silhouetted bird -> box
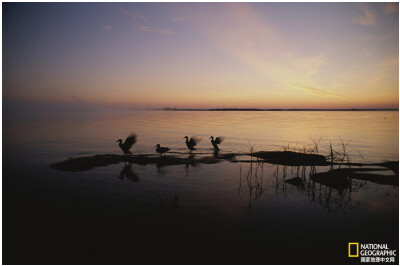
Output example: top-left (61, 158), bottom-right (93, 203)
top-left (210, 136), bottom-right (224, 151)
top-left (116, 133), bottom-right (137, 156)
top-left (155, 144), bottom-right (170, 156)
top-left (183, 136), bottom-right (201, 152)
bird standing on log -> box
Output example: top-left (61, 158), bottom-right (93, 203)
top-left (116, 133), bottom-right (137, 156)
top-left (155, 144), bottom-right (170, 156)
top-left (210, 136), bottom-right (224, 151)
top-left (183, 136), bottom-right (201, 152)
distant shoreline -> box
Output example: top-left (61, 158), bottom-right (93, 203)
top-left (157, 108), bottom-right (399, 111)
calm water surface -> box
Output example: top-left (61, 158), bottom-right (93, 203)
top-left (3, 111), bottom-right (399, 264)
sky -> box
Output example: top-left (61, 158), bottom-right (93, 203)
top-left (3, 2), bottom-right (399, 110)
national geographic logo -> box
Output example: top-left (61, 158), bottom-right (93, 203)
top-left (348, 242), bottom-right (397, 263)
top-left (349, 243), bottom-right (359, 257)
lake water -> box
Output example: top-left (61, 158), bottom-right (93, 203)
top-left (3, 110), bottom-right (399, 264)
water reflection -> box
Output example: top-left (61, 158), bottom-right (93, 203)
top-left (156, 162), bottom-right (167, 175)
top-left (238, 158), bottom-right (269, 215)
top-left (184, 155), bottom-right (197, 178)
top-left (275, 164), bottom-right (366, 214)
top-left (159, 193), bottom-right (180, 210)
top-left (118, 163), bottom-right (139, 182)
top-left (4, 111), bottom-right (398, 264)
top-left (238, 157), bottom-right (396, 215)
top-left (272, 164), bottom-right (317, 197)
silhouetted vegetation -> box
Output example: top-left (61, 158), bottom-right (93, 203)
top-left (238, 155), bottom-right (268, 215)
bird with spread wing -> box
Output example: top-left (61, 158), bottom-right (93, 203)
top-left (183, 136), bottom-right (201, 152)
top-left (116, 133), bottom-right (137, 156)
top-left (210, 136), bottom-right (225, 151)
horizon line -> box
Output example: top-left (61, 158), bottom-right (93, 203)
top-left (156, 107), bottom-right (399, 111)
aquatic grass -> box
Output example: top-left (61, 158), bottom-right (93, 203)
top-left (237, 137), bottom-right (392, 214)
top-left (282, 137), bottom-right (355, 168)
top-left (238, 157), bottom-right (269, 215)
top-left (325, 139), bottom-right (352, 168)
top-left (271, 163), bottom-right (367, 213)
top-left (328, 142), bottom-right (335, 167)
top-left (309, 136), bottom-right (323, 155)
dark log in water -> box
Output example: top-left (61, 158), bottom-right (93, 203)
top-left (284, 177), bottom-right (304, 186)
top-left (334, 167), bottom-right (398, 186)
top-left (51, 153), bottom-right (237, 172)
top-left (349, 172), bottom-right (398, 186)
top-left (311, 171), bottom-right (350, 191)
top-left (378, 161), bottom-right (399, 174)
top-left (251, 151), bottom-right (328, 166)
top-left (311, 168), bottom-right (398, 189)
top-left (51, 154), bottom-right (122, 172)
top-left (50, 151), bottom-right (399, 188)
top-left (51, 151), bottom-right (328, 172)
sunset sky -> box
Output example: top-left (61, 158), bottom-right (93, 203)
top-left (3, 2), bottom-right (399, 110)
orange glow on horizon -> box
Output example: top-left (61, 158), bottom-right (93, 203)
top-left (3, 3), bottom-right (399, 110)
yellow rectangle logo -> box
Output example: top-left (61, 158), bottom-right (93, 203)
top-left (348, 242), bottom-right (359, 257)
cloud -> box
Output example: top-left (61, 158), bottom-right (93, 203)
top-left (135, 25), bottom-right (179, 35)
top-left (294, 86), bottom-right (352, 100)
top-left (100, 24), bottom-right (113, 31)
top-left (173, 3), bottom-right (396, 105)
top-left (384, 2), bottom-right (398, 14)
top-left (369, 55), bottom-right (399, 84)
top-left (91, 15), bottom-right (113, 31)
top-left (375, 56), bottom-right (399, 75)
top-left (353, 5), bottom-right (377, 26)
top-left (118, 8), bottom-right (148, 22)
top-left (291, 54), bottom-right (327, 79)
top-left (117, 8), bottom-right (177, 35)
top-left (180, 3), bottom-right (328, 92)
top-left (185, 4), bottom-right (287, 75)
